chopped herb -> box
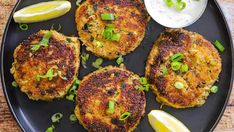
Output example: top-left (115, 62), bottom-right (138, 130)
top-left (164, 0), bottom-right (186, 11)
top-left (170, 53), bottom-right (184, 62)
top-left (66, 38), bottom-right (72, 43)
top-left (164, 0), bottom-right (173, 7)
top-left (180, 64), bottom-right (188, 73)
top-left (174, 82), bottom-right (184, 89)
top-left (134, 77), bottom-right (150, 92)
top-left (45, 124), bottom-right (55, 132)
top-left (171, 61), bottom-right (181, 71)
top-left (116, 55), bottom-right (124, 65)
top-left (69, 114), bottom-right (77, 123)
top-left (160, 66), bottom-right (168, 76)
top-left (102, 25), bottom-right (121, 41)
top-left (94, 40), bottom-right (103, 48)
top-left (119, 112), bottom-right (131, 121)
top-left (19, 23), bottom-right (28, 31)
top-left (211, 85), bottom-right (218, 93)
top-left (134, 85), bottom-right (145, 91)
top-left (214, 40), bottom-right (225, 52)
top-left (31, 31), bottom-right (52, 51)
top-left (107, 101), bottom-right (115, 114)
top-left (92, 58), bottom-right (103, 69)
top-left (66, 78), bottom-right (80, 101)
top-left (12, 81), bottom-right (18, 88)
top-left (81, 52), bottom-right (89, 68)
top-left (51, 113), bottom-right (63, 123)
top-left (36, 65), bottom-right (66, 81)
top-left (50, 24), bottom-right (62, 31)
top-left (101, 13), bottom-right (115, 20)
top-left (76, 0), bottom-right (82, 6)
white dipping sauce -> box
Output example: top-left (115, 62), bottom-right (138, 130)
top-left (144, 0), bottom-right (207, 28)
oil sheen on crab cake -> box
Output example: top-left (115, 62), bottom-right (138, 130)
top-left (145, 29), bottom-right (221, 108)
top-left (11, 30), bottom-right (80, 101)
top-left (75, 66), bottom-right (146, 131)
top-left (75, 0), bottom-right (149, 59)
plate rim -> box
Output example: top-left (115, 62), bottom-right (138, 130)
top-left (0, 0), bottom-right (233, 132)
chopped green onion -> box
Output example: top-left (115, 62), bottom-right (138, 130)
top-left (92, 58), bottom-right (103, 69)
top-left (50, 24), bottom-right (62, 31)
top-left (69, 114), bottom-right (77, 122)
top-left (45, 124), bottom-right (55, 132)
top-left (116, 55), bottom-right (124, 65)
top-left (175, 1), bottom-right (186, 11)
top-left (36, 65), bottom-right (58, 81)
top-left (101, 13), bottom-right (115, 20)
top-left (31, 31), bottom-right (52, 51)
top-left (171, 61), bottom-right (181, 71)
top-left (57, 71), bottom-right (67, 80)
top-left (164, 0), bottom-right (173, 7)
top-left (134, 85), bottom-right (145, 91)
top-left (94, 40), bottom-right (103, 48)
top-left (76, 0), bottom-right (82, 6)
top-left (51, 113), bottom-right (63, 123)
top-left (81, 52), bottom-right (89, 69)
top-left (12, 81), bottom-right (18, 88)
top-left (144, 84), bottom-right (150, 92)
top-left (107, 101), bottom-right (115, 114)
top-left (174, 82), bottom-right (184, 89)
top-left (140, 77), bottom-right (148, 85)
top-left (119, 112), bottom-right (131, 121)
top-left (66, 94), bottom-right (75, 101)
top-left (160, 66), bottom-right (168, 76)
top-left (19, 23), bottom-right (28, 31)
top-left (170, 53), bottom-right (184, 62)
top-left (102, 25), bottom-right (121, 41)
top-left (180, 64), bottom-right (188, 73)
top-left (210, 85), bottom-right (218, 93)
top-left (214, 40), bottom-right (225, 52)
top-left (74, 78), bottom-right (80, 85)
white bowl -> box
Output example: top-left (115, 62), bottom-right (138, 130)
top-left (144, 0), bottom-right (208, 28)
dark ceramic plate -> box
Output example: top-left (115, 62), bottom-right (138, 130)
top-left (1, 0), bottom-right (233, 132)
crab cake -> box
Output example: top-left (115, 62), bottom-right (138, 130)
top-left (75, 66), bottom-right (146, 131)
top-left (11, 30), bottom-right (80, 101)
top-left (75, 0), bottom-right (149, 59)
top-left (145, 29), bottom-right (222, 108)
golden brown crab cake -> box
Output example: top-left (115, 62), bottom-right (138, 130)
top-left (75, 0), bottom-right (149, 59)
top-left (145, 29), bottom-right (222, 108)
top-left (11, 30), bottom-right (80, 101)
top-left (75, 66), bottom-right (146, 131)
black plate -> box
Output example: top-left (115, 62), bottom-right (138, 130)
top-left (1, 0), bottom-right (233, 132)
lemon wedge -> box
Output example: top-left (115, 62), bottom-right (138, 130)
top-left (148, 110), bottom-right (190, 132)
top-left (13, 1), bottom-right (71, 23)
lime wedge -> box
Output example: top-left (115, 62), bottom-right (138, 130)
top-left (13, 1), bottom-right (71, 23)
top-left (148, 110), bottom-right (190, 132)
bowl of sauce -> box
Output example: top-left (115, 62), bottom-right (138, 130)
top-left (144, 0), bottom-right (208, 28)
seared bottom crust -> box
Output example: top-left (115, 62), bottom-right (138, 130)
top-left (145, 29), bottom-right (222, 108)
top-left (11, 30), bottom-right (80, 101)
top-left (75, 66), bottom-right (146, 131)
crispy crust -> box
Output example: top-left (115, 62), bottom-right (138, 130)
top-left (75, 0), bottom-right (149, 59)
top-left (11, 30), bottom-right (80, 101)
top-left (145, 29), bottom-right (222, 108)
top-left (75, 66), bottom-right (146, 131)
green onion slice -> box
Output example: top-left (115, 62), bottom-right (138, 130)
top-left (12, 81), bottom-right (18, 88)
top-left (81, 52), bottom-right (89, 69)
top-left (92, 58), bottom-right (103, 69)
top-left (170, 53), bottom-right (184, 62)
top-left (214, 40), bottom-right (225, 52)
top-left (180, 64), bottom-right (189, 73)
top-left (116, 55), bottom-right (124, 65)
top-left (107, 101), bottom-right (115, 114)
top-left (31, 31), bottom-right (52, 51)
top-left (102, 25), bottom-right (121, 41)
top-left (51, 113), bottom-right (63, 123)
top-left (171, 61), bottom-right (181, 71)
top-left (19, 23), bottom-right (28, 31)
top-left (160, 66), bottom-right (168, 76)
top-left (210, 85), bottom-right (218, 93)
top-left (45, 125), bottom-right (55, 132)
top-left (134, 85), bottom-right (145, 91)
top-left (101, 13), bottom-right (115, 20)
top-left (119, 112), bottom-right (131, 121)
top-left (69, 114), bottom-right (77, 122)
top-left (174, 82), bottom-right (184, 89)
top-left (140, 77), bottom-right (148, 85)
top-left (164, 0), bottom-right (173, 7)
top-left (175, 1), bottom-right (186, 11)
